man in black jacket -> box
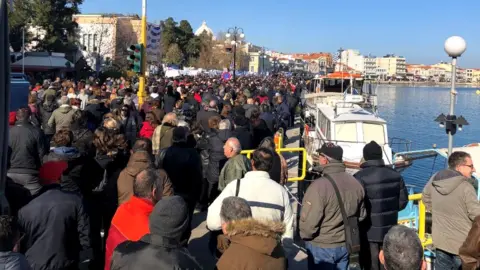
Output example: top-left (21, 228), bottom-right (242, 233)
top-left (8, 108), bottom-right (47, 195)
top-left (196, 100), bottom-right (220, 132)
top-left (111, 196), bottom-right (201, 270)
top-left (354, 141), bottom-right (409, 270)
top-left (18, 184), bottom-right (90, 270)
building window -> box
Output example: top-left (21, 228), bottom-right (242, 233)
top-left (93, 34), bottom-right (97, 51)
top-left (250, 66), bottom-right (254, 72)
top-left (82, 34), bottom-right (87, 48)
top-left (88, 34), bottom-right (92, 51)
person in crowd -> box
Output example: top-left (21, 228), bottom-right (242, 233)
top-left (173, 99), bottom-right (185, 120)
top-left (150, 98), bottom-right (165, 124)
top-left (220, 104), bottom-right (234, 130)
top-left (460, 216), bottom-right (480, 270)
top-left (232, 107), bottom-right (253, 150)
top-left (243, 97), bottom-right (258, 119)
top-left (422, 151), bottom-right (480, 269)
top-left (207, 148), bottom-right (294, 255)
top-left (139, 112), bottom-right (158, 139)
top-left (257, 137), bottom-right (288, 185)
top-left (85, 127), bottom-right (129, 269)
top-left (27, 95), bottom-right (40, 127)
top-left (8, 108), bottom-right (46, 195)
top-left (110, 89), bottom-right (125, 110)
top-left (120, 104), bottom-right (142, 147)
top-left (110, 196), bottom-right (202, 270)
top-left (78, 88), bottom-right (89, 110)
top-left (41, 129), bottom-right (80, 184)
top-left (70, 110), bottom-right (95, 157)
top-left (38, 94), bottom-right (58, 146)
top-left (299, 143), bottom-right (366, 270)
top-left (250, 108), bottom-right (273, 148)
top-left (354, 141), bottom-right (409, 270)
top-left (198, 116), bottom-right (231, 205)
top-left (48, 96), bottom-right (76, 132)
top-left (260, 103), bottom-right (277, 134)
top-left (105, 168), bottom-right (172, 270)
top-left (216, 196), bottom-right (286, 270)
top-left (285, 91), bottom-right (299, 127)
top-left (0, 215), bottom-right (32, 270)
top-left (197, 99), bottom-right (220, 132)
top-left (117, 138), bottom-right (173, 205)
top-left (18, 181), bottom-right (90, 270)
top-left (152, 112), bottom-right (177, 154)
top-left (379, 225), bottom-right (426, 270)
top-left (218, 137), bottom-right (251, 191)
top-left (163, 85), bottom-right (180, 113)
top-left (85, 98), bottom-right (110, 131)
top-left (70, 98), bottom-right (81, 110)
top-left (158, 126), bottom-right (202, 237)
top-left (67, 87), bottom-right (77, 99)
top-left (274, 95), bottom-right (290, 140)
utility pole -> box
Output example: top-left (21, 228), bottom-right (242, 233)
top-left (22, 27), bottom-right (25, 74)
top-left (137, 0), bottom-right (147, 108)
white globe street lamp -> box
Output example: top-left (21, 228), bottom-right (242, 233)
top-left (441, 36), bottom-right (468, 158)
top-left (225, 33), bottom-right (231, 38)
top-left (444, 36), bottom-right (467, 58)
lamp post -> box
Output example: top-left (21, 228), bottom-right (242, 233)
top-left (226, 27), bottom-right (244, 81)
top-left (434, 36), bottom-right (468, 158)
top-left (259, 47), bottom-right (266, 76)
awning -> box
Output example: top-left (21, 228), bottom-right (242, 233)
top-left (11, 55), bottom-right (74, 70)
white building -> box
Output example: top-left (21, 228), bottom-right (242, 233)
top-left (364, 56), bottom-right (377, 78)
top-left (195, 21), bottom-right (215, 40)
top-left (339, 49), bottom-right (364, 74)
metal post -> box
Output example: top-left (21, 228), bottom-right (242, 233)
top-left (138, 0), bottom-right (147, 108)
top-left (447, 57), bottom-right (457, 157)
top-left (22, 27), bottom-right (25, 74)
top-left (233, 36), bottom-right (236, 82)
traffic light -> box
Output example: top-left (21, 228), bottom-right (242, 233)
top-left (127, 44), bottom-right (143, 73)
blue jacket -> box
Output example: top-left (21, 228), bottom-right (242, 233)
top-left (0, 251), bottom-right (32, 270)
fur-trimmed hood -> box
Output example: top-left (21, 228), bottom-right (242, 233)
top-left (226, 218), bottom-right (285, 256)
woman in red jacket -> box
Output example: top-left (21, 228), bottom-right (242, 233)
top-left (139, 112), bottom-right (158, 139)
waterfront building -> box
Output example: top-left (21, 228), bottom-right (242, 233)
top-left (364, 56), bottom-right (377, 78)
top-left (377, 54), bottom-right (407, 78)
top-left (338, 49), bottom-right (365, 74)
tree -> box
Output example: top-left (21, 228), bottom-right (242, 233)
top-left (161, 17), bottom-right (177, 59)
top-left (164, 44), bottom-right (184, 66)
top-left (29, 0), bottom-right (83, 52)
top-left (7, 0), bottom-right (32, 52)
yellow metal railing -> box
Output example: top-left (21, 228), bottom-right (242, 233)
top-left (406, 193), bottom-right (432, 247)
top-left (240, 147), bottom-right (307, 182)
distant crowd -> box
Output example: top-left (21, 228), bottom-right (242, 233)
top-left (1, 74), bottom-right (480, 270)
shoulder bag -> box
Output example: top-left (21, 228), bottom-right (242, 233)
top-left (324, 174), bottom-right (361, 255)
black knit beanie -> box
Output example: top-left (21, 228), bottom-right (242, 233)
top-left (149, 196), bottom-right (189, 240)
top-left (363, 141), bottom-right (383, 161)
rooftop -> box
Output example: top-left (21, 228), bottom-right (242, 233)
top-left (317, 103), bottom-right (386, 123)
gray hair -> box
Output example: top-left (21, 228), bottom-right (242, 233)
top-left (383, 225), bottom-right (423, 270)
top-left (226, 137), bottom-right (241, 154)
top-left (220, 196), bottom-right (252, 223)
top-left (59, 96), bottom-right (69, 105)
top-left (219, 119), bottom-right (231, 130)
top-left (162, 112), bottom-right (178, 126)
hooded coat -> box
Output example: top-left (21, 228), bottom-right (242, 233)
top-left (39, 101), bottom-right (58, 135)
top-left (422, 169), bottom-right (480, 255)
top-left (116, 151), bottom-right (173, 205)
top-left (460, 216), bottom-right (480, 270)
top-left (216, 218), bottom-right (287, 270)
top-left (48, 105), bottom-right (76, 132)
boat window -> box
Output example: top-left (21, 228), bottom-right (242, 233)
top-left (335, 123), bottom-right (357, 142)
top-left (363, 123), bottom-right (385, 145)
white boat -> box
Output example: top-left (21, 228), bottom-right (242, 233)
top-left (302, 73), bottom-right (410, 174)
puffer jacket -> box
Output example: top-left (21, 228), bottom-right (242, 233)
top-left (422, 169), bottom-right (480, 255)
top-left (216, 218), bottom-right (286, 270)
top-left (203, 129), bottom-right (232, 184)
top-left (0, 251), bottom-right (32, 270)
top-left (460, 216), bottom-right (480, 270)
top-left (39, 101), bottom-right (57, 135)
top-left (48, 105), bottom-right (76, 132)
top-left (354, 159), bottom-right (409, 242)
top-left (111, 234), bottom-right (202, 270)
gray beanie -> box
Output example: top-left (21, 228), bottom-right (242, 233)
top-left (149, 196), bottom-right (189, 240)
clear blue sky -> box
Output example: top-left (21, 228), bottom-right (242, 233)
top-left (81, 0), bottom-right (480, 67)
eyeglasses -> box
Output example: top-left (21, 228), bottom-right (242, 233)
top-left (463, 164), bottom-right (475, 169)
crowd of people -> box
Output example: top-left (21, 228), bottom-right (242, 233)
top-left (1, 73), bottom-right (480, 270)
